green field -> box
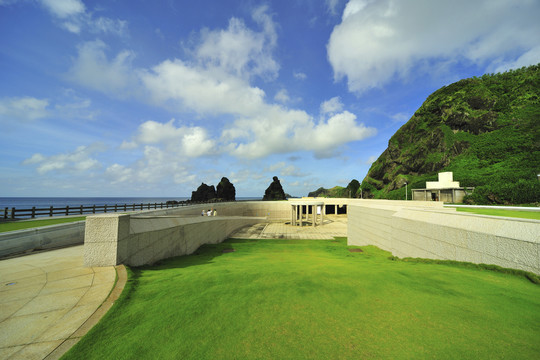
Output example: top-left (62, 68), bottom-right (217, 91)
top-left (456, 207), bottom-right (540, 220)
top-left (0, 217), bottom-right (86, 233)
top-left (63, 238), bottom-right (540, 360)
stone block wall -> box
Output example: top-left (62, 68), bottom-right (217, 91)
top-left (348, 203), bottom-right (540, 275)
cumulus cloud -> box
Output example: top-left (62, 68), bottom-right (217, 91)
top-left (320, 96), bottom-right (344, 115)
top-left (121, 119), bottom-right (215, 158)
top-left (140, 59), bottom-right (266, 115)
top-left (67, 7), bottom-right (375, 163)
top-left (225, 108), bottom-right (376, 159)
top-left (0, 96), bottom-right (49, 123)
top-left (22, 142), bottom-right (105, 174)
top-left (328, 0), bottom-right (540, 93)
top-left (193, 5), bottom-right (278, 80)
top-left (106, 146), bottom-right (196, 186)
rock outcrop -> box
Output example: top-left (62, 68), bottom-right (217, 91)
top-left (216, 177), bottom-right (236, 201)
top-left (191, 183), bottom-right (216, 202)
top-left (263, 176), bottom-right (286, 201)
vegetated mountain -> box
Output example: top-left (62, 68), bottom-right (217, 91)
top-left (308, 180), bottom-right (361, 198)
top-left (361, 64), bottom-right (540, 204)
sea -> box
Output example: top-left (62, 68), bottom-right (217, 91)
top-left (0, 197), bottom-right (261, 210)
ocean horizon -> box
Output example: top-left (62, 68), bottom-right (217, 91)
top-left (0, 197), bottom-right (262, 209)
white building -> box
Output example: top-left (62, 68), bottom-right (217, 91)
top-left (412, 172), bottom-right (474, 203)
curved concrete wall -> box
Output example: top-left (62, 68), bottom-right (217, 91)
top-left (348, 203), bottom-right (540, 275)
top-left (0, 221), bottom-right (85, 258)
top-left (83, 214), bottom-right (265, 267)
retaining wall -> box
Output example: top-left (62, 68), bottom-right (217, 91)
top-left (348, 203), bottom-right (540, 275)
top-left (84, 213), bottom-right (266, 267)
top-left (0, 221), bottom-right (85, 258)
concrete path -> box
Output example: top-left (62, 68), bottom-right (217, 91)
top-left (0, 216), bottom-right (347, 359)
top-left (0, 246), bottom-right (119, 360)
top-left (231, 215), bottom-right (348, 239)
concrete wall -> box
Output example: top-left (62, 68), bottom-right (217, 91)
top-left (348, 202), bottom-right (540, 275)
top-left (140, 201), bottom-right (291, 220)
top-left (84, 214), bottom-right (265, 267)
top-left (0, 221), bottom-right (85, 258)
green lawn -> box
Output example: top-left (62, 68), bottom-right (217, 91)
top-left (456, 207), bottom-right (540, 220)
top-left (63, 239), bottom-right (540, 360)
top-left (0, 217), bottom-right (86, 233)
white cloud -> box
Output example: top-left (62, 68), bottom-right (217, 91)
top-left (0, 96), bottom-right (49, 123)
top-left (293, 71), bottom-right (307, 80)
top-left (67, 7), bottom-right (376, 163)
top-left (122, 119), bottom-right (215, 158)
top-left (91, 17), bottom-right (128, 36)
top-left (390, 112), bottom-right (410, 123)
top-left (194, 5), bottom-right (278, 80)
top-left (22, 142), bottom-right (105, 174)
top-left (104, 163), bottom-right (133, 184)
top-left (37, 0), bottom-right (127, 35)
top-left (328, 0), bottom-right (540, 93)
top-left (490, 46), bottom-right (540, 73)
top-left (320, 96), bottom-right (344, 115)
top-left (40, 0), bottom-right (85, 18)
top-left (226, 108), bottom-right (376, 159)
top-left (67, 40), bottom-right (138, 97)
top-left (326, 0), bottom-right (342, 15)
top-left (274, 89), bottom-right (290, 103)
top-left (365, 155), bottom-right (378, 164)
top-left (266, 162), bottom-right (307, 177)
top-left (106, 146), bottom-right (196, 186)
top-left (140, 59), bottom-right (266, 115)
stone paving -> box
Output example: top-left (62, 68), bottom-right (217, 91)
top-left (230, 215), bottom-right (348, 239)
top-left (0, 246), bottom-right (117, 360)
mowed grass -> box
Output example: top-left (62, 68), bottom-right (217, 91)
top-left (456, 207), bottom-right (540, 220)
top-left (0, 217), bottom-right (86, 233)
top-left (63, 238), bottom-right (540, 360)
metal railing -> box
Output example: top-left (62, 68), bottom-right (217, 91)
top-left (2, 199), bottom-right (228, 220)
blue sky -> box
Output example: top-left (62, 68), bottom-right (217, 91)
top-left (1, 0), bottom-right (539, 198)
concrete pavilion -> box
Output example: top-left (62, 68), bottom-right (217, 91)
top-left (289, 200), bottom-right (325, 227)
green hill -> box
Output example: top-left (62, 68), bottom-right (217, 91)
top-left (361, 64), bottom-right (540, 204)
top-left (306, 65), bottom-right (540, 204)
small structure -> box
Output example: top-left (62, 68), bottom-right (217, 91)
top-left (412, 172), bottom-right (474, 203)
top-left (289, 200), bottom-right (324, 227)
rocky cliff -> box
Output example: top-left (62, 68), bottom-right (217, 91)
top-left (362, 64), bottom-right (540, 204)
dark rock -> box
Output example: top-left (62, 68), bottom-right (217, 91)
top-left (191, 183), bottom-right (216, 202)
top-left (263, 176), bottom-right (286, 201)
top-left (217, 177), bottom-right (236, 201)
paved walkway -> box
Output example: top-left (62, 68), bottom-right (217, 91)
top-left (0, 216), bottom-right (347, 359)
top-left (0, 246), bottom-right (119, 360)
top-left (231, 215), bottom-right (348, 239)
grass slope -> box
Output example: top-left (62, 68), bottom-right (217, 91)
top-left (63, 239), bottom-right (540, 360)
top-left (0, 217), bottom-right (86, 233)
